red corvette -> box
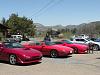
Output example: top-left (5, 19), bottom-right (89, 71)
top-left (0, 42), bottom-right (42, 65)
top-left (54, 40), bottom-right (89, 54)
top-left (22, 41), bottom-right (73, 58)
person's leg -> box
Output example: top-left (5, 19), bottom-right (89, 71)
top-left (92, 49), bottom-right (93, 54)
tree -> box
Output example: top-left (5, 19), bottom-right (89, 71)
top-left (71, 28), bottom-right (77, 34)
top-left (1, 17), bottom-right (6, 25)
top-left (6, 13), bottom-right (36, 36)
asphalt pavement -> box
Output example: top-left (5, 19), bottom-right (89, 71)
top-left (0, 51), bottom-right (100, 75)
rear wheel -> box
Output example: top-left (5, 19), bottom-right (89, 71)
top-left (93, 45), bottom-right (99, 50)
top-left (50, 50), bottom-right (58, 58)
top-left (9, 54), bottom-right (17, 65)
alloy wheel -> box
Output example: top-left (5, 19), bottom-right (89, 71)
top-left (9, 55), bottom-right (17, 65)
top-left (50, 50), bottom-right (58, 58)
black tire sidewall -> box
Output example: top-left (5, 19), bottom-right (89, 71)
top-left (93, 45), bottom-right (99, 50)
top-left (50, 50), bottom-right (58, 58)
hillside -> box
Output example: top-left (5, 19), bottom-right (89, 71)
top-left (34, 21), bottom-right (100, 35)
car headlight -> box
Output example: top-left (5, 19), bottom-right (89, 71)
top-left (70, 50), bottom-right (73, 53)
top-left (23, 55), bottom-right (31, 59)
top-left (62, 49), bottom-right (66, 52)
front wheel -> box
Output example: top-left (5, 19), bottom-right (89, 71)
top-left (73, 47), bottom-right (78, 54)
top-left (9, 54), bottom-right (17, 65)
top-left (50, 50), bottom-right (58, 58)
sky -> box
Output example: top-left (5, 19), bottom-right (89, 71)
top-left (0, 0), bottom-right (100, 26)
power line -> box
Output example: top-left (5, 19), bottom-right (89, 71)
top-left (30, 0), bottom-right (54, 18)
top-left (31, 0), bottom-right (64, 18)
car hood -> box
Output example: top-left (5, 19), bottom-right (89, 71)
top-left (50, 45), bottom-right (73, 51)
top-left (10, 48), bottom-right (42, 57)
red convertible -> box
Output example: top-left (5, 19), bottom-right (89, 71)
top-left (54, 40), bottom-right (89, 54)
top-left (22, 41), bottom-right (73, 58)
top-left (0, 42), bottom-right (42, 65)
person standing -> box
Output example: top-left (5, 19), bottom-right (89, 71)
top-left (44, 33), bottom-right (51, 42)
top-left (88, 43), bottom-right (94, 54)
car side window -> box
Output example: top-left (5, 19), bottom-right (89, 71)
top-left (80, 39), bottom-right (85, 42)
top-left (45, 41), bottom-right (51, 45)
top-left (55, 42), bottom-right (63, 44)
top-left (75, 39), bottom-right (80, 41)
top-left (35, 42), bottom-right (41, 45)
top-left (75, 39), bottom-right (86, 42)
top-left (29, 42), bottom-right (41, 46)
top-left (4, 43), bottom-right (12, 48)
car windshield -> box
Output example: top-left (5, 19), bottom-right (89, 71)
top-left (45, 41), bottom-right (56, 45)
top-left (54, 41), bottom-right (63, 44)
top-left (29, 38), bottom-right (39, 42)
top-left (63, 40), bottom-right (73, 44)
top-left (95, 38), bottom-right (100, 42)
top-left (4, 42), bottom-right (24, 48)
top-left (86, 38), bottom-right (91, 41)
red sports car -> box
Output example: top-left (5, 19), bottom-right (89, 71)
top-left (54, 40), bottom-right (89, 54)
top-left (22, 41), bottom-right (73, 58)
top-left (0, 42), bottom-right (42, 65)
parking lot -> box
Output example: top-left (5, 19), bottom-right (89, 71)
top-left (0, 51), bottom-right (100, 75)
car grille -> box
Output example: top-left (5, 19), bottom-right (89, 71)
top-left (25, 56), bottom-right (42, 61)
top-left (32, 56), bottom-right (42, 60)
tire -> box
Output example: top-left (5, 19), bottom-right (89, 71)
top-left (9, 54), bottom-right (17, 65)
top-left (93, 45), bottom-right (99, 50)
top-left (50, 50), bottom-right (58, 58)
top-left (73, 47), bottom-right (78, 54)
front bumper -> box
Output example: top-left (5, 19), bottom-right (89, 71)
top-left (59, 50), bottom-right (73, 56)
top-left (17, 56), bottom-right (42, 64)
top-left (78, 48), bottom-right (89, 54)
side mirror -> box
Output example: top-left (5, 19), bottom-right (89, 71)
top-left (63, 43), bottom-right (66, 46)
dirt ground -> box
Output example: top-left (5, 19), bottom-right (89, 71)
top-left (0, 51), bottom-right (100, 75)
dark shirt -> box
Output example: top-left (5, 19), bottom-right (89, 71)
top-left (44, 36), bottom-right (51, 42)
